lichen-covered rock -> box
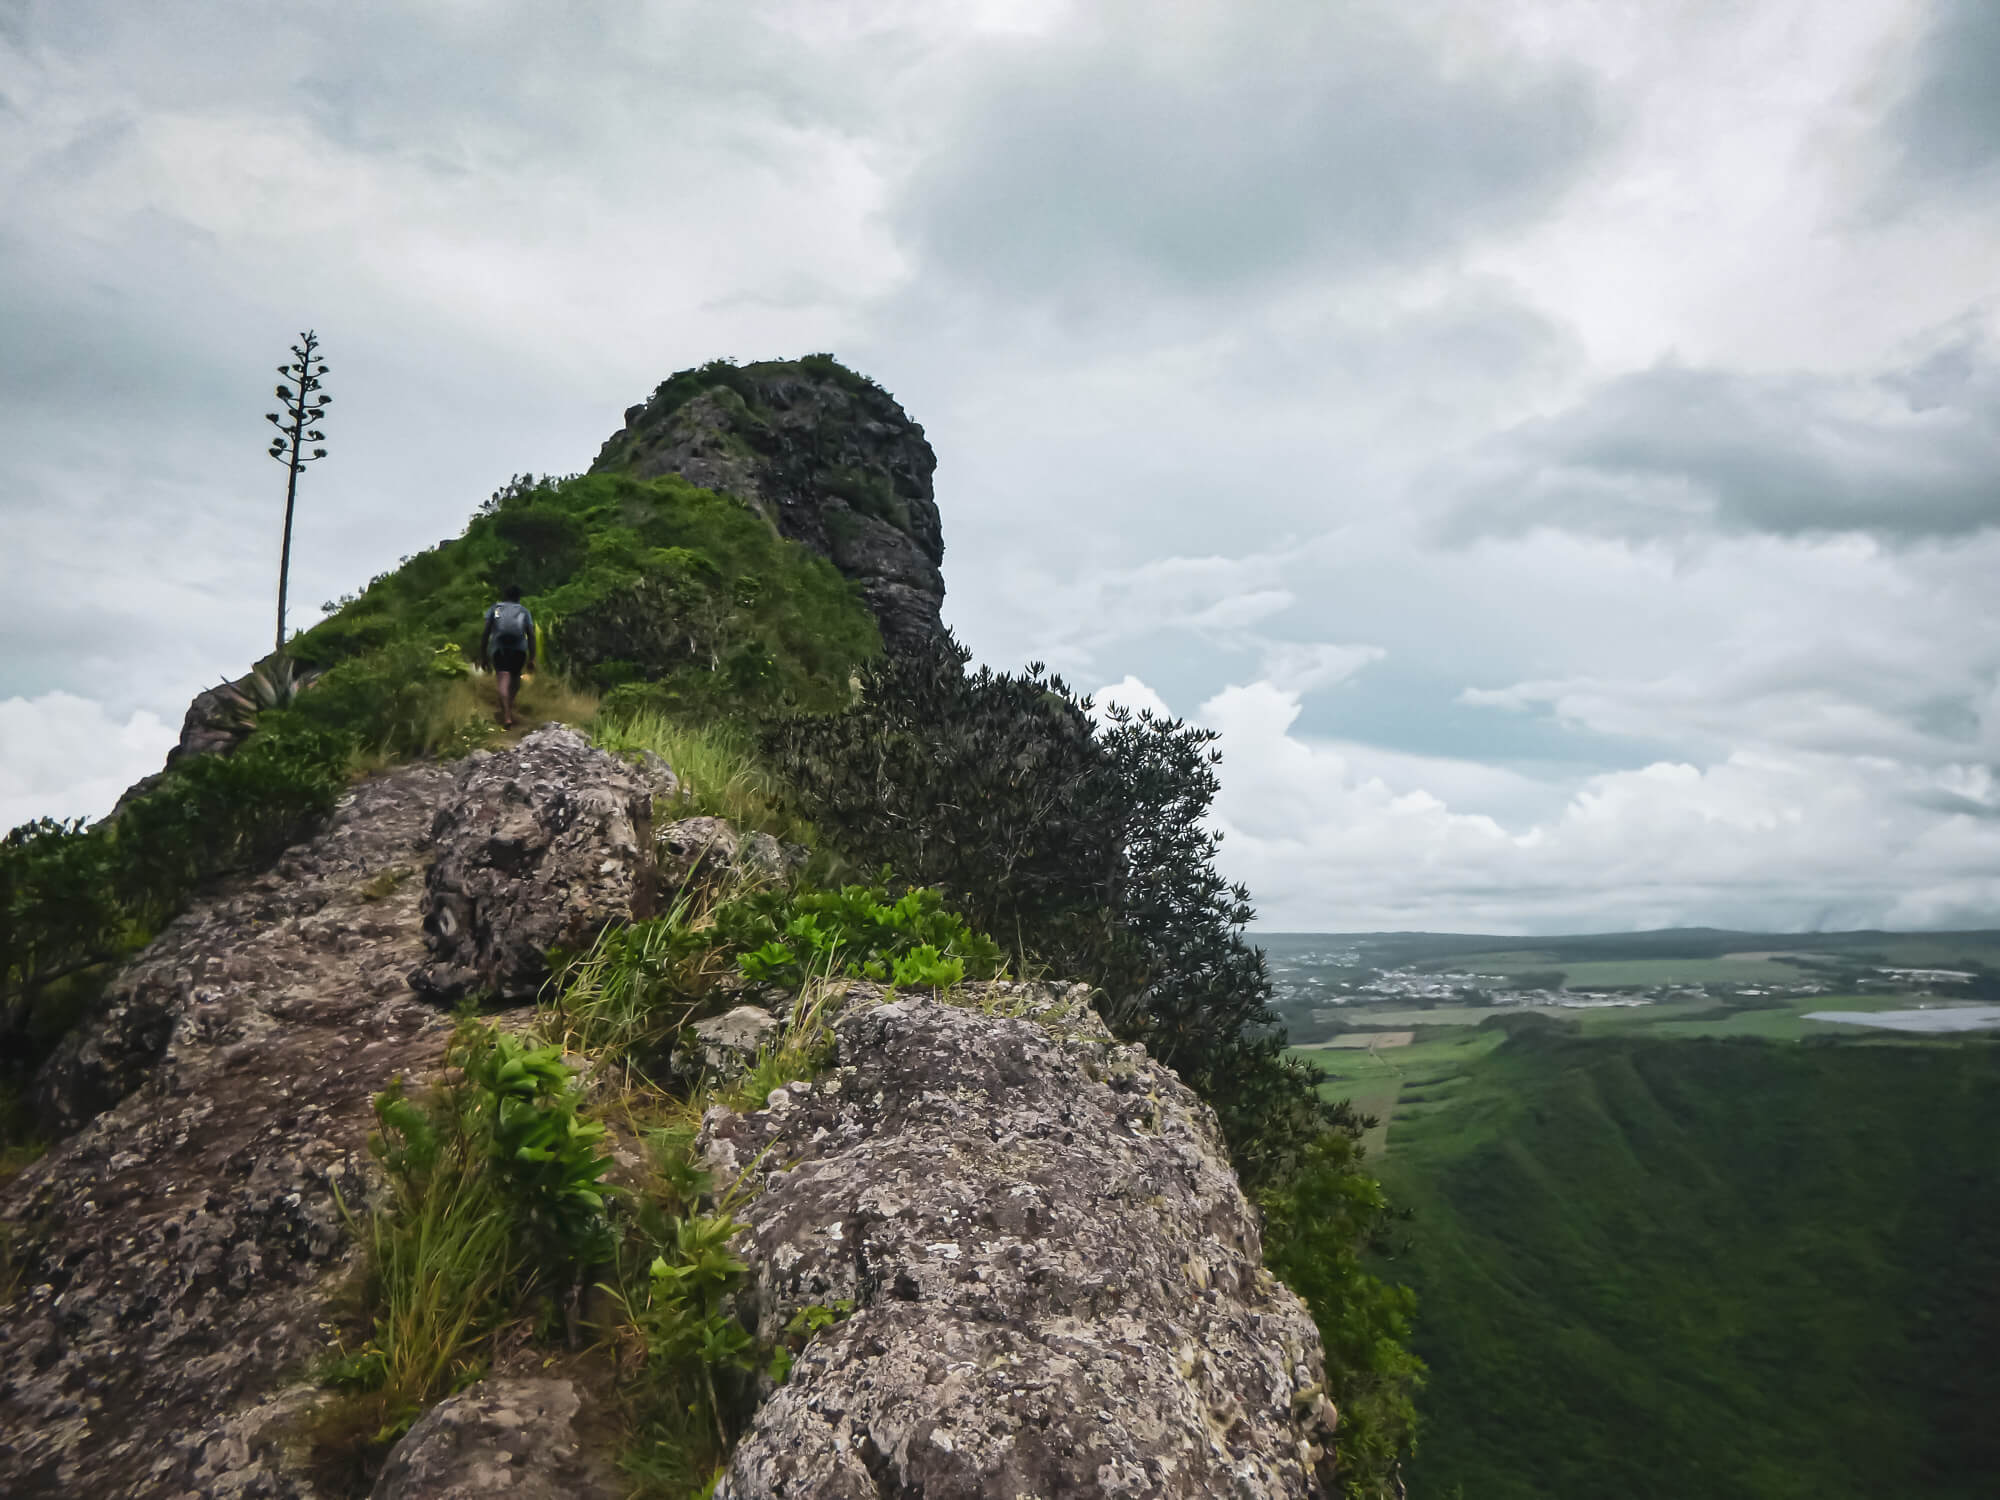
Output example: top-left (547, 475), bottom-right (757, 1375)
top-left (656, 815), bottom-right (803, 894)
top-left (591, 361), bottom-right (946, 651)
top-left (411, 725), bottom-right (657, 1002)
top-left (700, 986), bottom-right (1340, 1499)
top-left (691, 1005), bottom-right (783, 1076)
top-left (370, 1378), bottom-right (618, 1500)
top-left (2, 765), bottom-right (457, 1499)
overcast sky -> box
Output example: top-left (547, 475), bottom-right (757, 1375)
top-left (5, 0), bottom-right (1999, 933)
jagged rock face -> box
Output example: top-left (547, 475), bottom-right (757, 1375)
top-left (369, 1378), bottom-right (618, 1500)
top-left (2, 766), bottom-right (457, 1500)
top-left (591, 362), bottom-right (946, 651)
top-left (700, 986), bottom-right (1340, 1499)
top-left (411, 725), bottom-right (661, 1004)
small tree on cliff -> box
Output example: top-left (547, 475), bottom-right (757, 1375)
top-left (265, 331), bottom-right (331, 655)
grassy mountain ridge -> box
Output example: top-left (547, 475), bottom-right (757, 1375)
top-left (1380, 1032), bottom-right (2000, 1499)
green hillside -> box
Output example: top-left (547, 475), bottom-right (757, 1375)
top-left (1378, 1033), bottom-right (2000, 1499)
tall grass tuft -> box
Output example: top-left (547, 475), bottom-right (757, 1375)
top-left (320, 1076), bottom-right (515, 1456)
top-left (591, 709), bottom-right (807, 842)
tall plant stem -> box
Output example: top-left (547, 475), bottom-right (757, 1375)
top-left (276, 434), bottom-right (301, 656)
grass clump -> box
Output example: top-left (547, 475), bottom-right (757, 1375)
top-left (592, 707), bottom-right (806, 843)
top-left (315, 1022), bottom-right (613, 1472)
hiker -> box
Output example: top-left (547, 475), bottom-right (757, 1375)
top-left (480, 585), bottom-right (535, 728)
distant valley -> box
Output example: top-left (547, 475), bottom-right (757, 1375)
top-left (1261, 928), bottom-right (2000, 1499)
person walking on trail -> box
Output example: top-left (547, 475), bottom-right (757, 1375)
top-left (481, 586), bottom-right (535, 728)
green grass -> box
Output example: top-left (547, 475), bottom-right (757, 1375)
top-left (590, 708), bottom-right (810, 844)
top-left (1373, 1033), bottom-right (2000, 1500)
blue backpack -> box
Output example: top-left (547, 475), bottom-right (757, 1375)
top-left (490, 601), bottom-right (532, 652)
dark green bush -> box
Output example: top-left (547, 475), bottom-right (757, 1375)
top-left (113, 727), bottom-right (348, 928)
top-left (1, 818), bottom-right (129, 1070)
top-left (1259, 1133), bottom-right (1425, 1497)
top-left (762, 635), bottom-right (1341, 1180)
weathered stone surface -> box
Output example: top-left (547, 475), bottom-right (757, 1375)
top-left (700, 986), bottom-right (1339, 1500)
top-left (690, 1005), bottom-right (783, 1076)
top-left (370, 1378), bottom-right (618, 1500)
top-left (657, 816), bottom-right (803, 894)
top-left (412, 726), bottom-right (657, 1003)
top-left (591, 362), bottom-right (946, 651)
top-left (3, 765), bottom-right (458, 1500)
top-left (169, 678), bottom-right (258, 764)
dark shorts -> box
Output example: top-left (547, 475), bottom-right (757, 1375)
top-left (492, 647), bottom-right (527, 676)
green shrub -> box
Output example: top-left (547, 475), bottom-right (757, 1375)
top-left (327, 1073), bottom-right (516, 1446)
top-left (3, 724), bottom-right (349, 1080)
top-left (113, 726), bottom-right (348, 926)
top-left (715, 883), bottom-right (1004, 991)
top-left (1259, 1133), bottom-right (1425, 1497)
top-left (762, 635), bottom-right (1339, 1182)
top-left (321, 1022), bottom-right (615, 1459)
top-left (457, 1029), bottom-right (615, 1272)
top-left (617, 1209), bottom-right (757, 1495)
top-left (1, 818), bottom-right (130, 1068)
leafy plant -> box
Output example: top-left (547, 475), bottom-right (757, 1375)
top-left (458, 1029), bottom-right (615, 1272)
top-left (326, 1074), bottom-right (516, 1444)
top-left (319, 1021), bottom-right (614, 1467)
top-left (617, 1210), bottom-right (757, 1494)
top-left (715, 883), bottom-right (1003, 991)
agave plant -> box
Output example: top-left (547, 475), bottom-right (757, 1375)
top-left (216, 655), bottom-right (320, 730)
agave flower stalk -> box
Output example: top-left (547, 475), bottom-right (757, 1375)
top-left (265, 330), bottom-right (332, 656)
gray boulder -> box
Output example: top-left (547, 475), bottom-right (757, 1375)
top-left (412, 725), bottom-right (658, 1002)
top-left (371, 1378), bottom-right (617, 1500)
top-left (657, 816), bottom-right (803, 894)
top-left (700, 986), bottom-right (1340, 1499)
top-left (690, 1004), bottom-right (783, 1077)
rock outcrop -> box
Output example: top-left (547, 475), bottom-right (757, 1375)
top-left (369, 1378), bottom-right (617, 1500)
top-left (3, 766), bottom-right (456, 1499)
top-left (591, 359), bottom-right (946, 651)
top-left (2, 728), bottom-right (1342, 1500)
top-left (701, 985), bottom-right (1340, 1498)
top-left (410, 725), bottom-right (660, 1004)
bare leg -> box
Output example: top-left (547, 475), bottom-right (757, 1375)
top-left (498, 670), bottom-right (518, 727)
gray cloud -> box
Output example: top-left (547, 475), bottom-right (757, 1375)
top-left (1441, 320), bottom-right (2000, 542)
top-left (893, 0), bottom-right (1600, 307)
top-left (1884, 0), bottom-right (2000, 191)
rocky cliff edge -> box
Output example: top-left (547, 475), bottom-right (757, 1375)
top-left (0, 726), bottom-right (1337, 1499)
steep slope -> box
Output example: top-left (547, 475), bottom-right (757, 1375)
top-left (1380, 1034), bottom-right (2000, 1500)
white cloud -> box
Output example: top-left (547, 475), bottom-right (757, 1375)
top-left (1113, 672), bottom-right (2000, 932)
top-left (0, 693), bottom-right (177, 830)
top-left (7, 0), bottom-right (2000, 934)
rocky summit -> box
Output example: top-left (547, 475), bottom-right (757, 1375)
top-left (590, 357), bottom-right (947, 652)
top-left (0, 725), bottom-right (1339, 1499)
